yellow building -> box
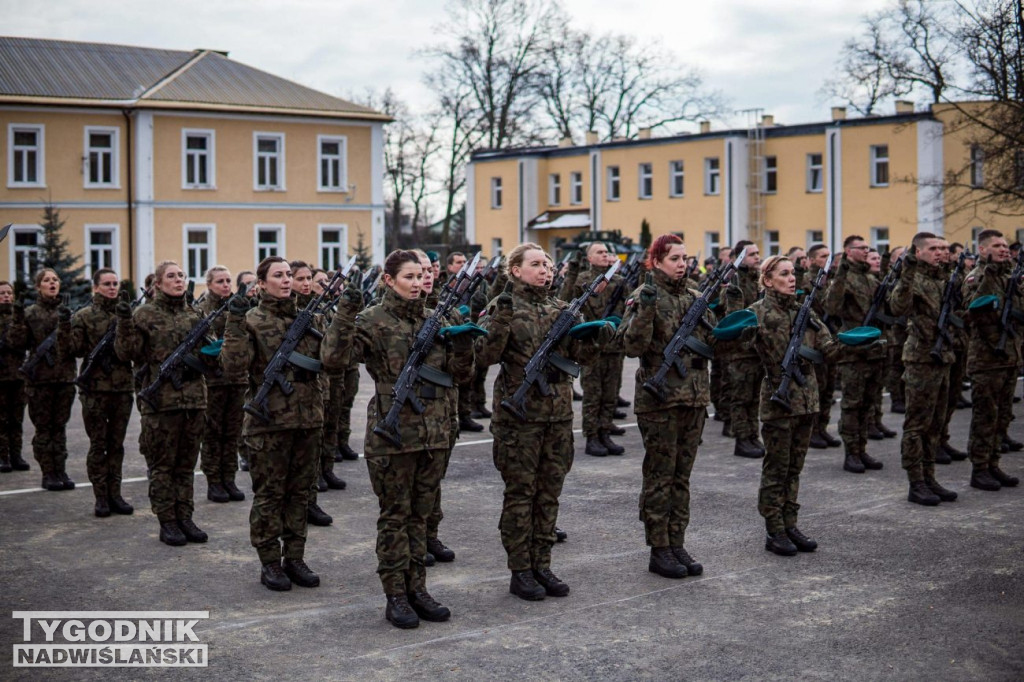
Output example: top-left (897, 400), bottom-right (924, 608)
top-left (467, 103), bottom-right (1023, 257)
top-left (1, 37), bottom-right (389, 288)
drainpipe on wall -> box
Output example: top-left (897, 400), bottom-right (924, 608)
top-left (122, 109), bottom-right (135, 283)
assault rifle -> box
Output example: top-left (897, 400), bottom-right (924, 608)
top-left (19, 294), bottom-right (77, 382)
top-left (550, 251), bottom-right (576, 293)
top-left (863, 253), bottom-right (905, 327)
top-left (450, 252), bottom-right (487, 306)
top-left (642, 248), bottom-right (746, 403)
top-left (930, 251), bottom-right (972, 363)
top-left (995, 248), bottom-right (1024, 356)
top-left (372, 253), bottom-right (480, 446)
top-left (483, 255), bottom-right (502, 284)
top-left (601, 252), bottom-right (643, 318)
top-left (362, 265), bottom-right (382, 307)
top-left (75, 288), bottom-right (148, 389)
top-left (685, 250), bottom-right (702, 280)
top-left (501, 260), bottom-right (621, 421)
top-left (770, 253), bottom-right (833, 412)
top-left (244, 256), bottom-right (356, 422)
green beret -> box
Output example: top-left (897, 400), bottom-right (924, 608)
top-left (439, 323), bottom-right (488, 338)
top-left (569, 320), bottom-right (613, 340)
top-left (426, 250), bottom-right (440, 263)
top-left (837, 326), bottom-right (882, 346)
top-left (968, 294), bottom-right (1000, 311)
top-left (200, 338), bottom-right (224, 356)
top-left (712, 310), bottom-right (758, 340)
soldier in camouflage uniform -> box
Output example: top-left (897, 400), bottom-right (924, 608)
top-left (723, 241), bottom-right (765, 458)
top-left (0, 281), bottom-right (30, 473)
top-left (888, 234), bottom-right (959, 505)
top-left (328, 249), bottom-right (474, 628)
top-left (707, 247), bottom-right (732, 424)
top-left (802, 245), bottom-right (842, 449)
top-left (468, 268), bottom-right (494, 419)
top-left (619, 235), bottom-right (710, 579)
top-left (823, 235), bottom-right (887, 474)
top-left (476, 243), bottom-right (614, 602)
top-left (115, 261), bottom-right (208, 546)
top-left (58, 268), bottom-right (135, 517)
top-left (312, 268), bottom-right (361, 464)
top-left (938, 244), bottom-right (970, 462)
top-left (883, 246), bottom-right (909, 416)
top-left (961, 229), bottom-right (1021, 491)
top-left (20, 268), bottom-right (77, 491)
top-left (197, 266), bottom-right (247, 504)
top-left (865, 248), bottom-right (898, 441)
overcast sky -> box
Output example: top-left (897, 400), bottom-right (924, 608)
top-left (2, 0), bottom-right (897, 131)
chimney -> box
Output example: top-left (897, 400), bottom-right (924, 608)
top-left (585, 130), bottom-right (598, 145)
top-left (637, 127), bottom-right (652, 140)
top-left (895, 100), bottom-right (914, 114)
top-left (761, 114), bottom-right (774, 126)
top-left (558, 136), bottom-right (573, 148)
top-left (699, 120), bottom-right (711, 134)
top-left (831, 106), bottom-right (847, 121)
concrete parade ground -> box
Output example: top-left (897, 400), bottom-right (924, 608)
top-left (1, 358), bottom-right (1022, 681)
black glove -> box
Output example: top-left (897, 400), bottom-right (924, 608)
top-left (58, 304), bottom-right (71, 323)
top-left (227, 291), bottom-right (250, 316)
top-left (340, 270), bottom-right (364, 310)
top-left (115, 289), bottom-right (132, 318)
top-left (639, 272), bottom-right (656, 307)
top-left (495, 281), bottom-right (514, 318)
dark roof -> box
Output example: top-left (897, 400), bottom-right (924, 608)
top-left (0, 36), bottom-right (387, 120)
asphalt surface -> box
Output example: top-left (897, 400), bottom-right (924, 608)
top-left (1, 358), bottom-right (1022, 681)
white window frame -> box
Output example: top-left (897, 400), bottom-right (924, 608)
top-left (606, 166), bottom-right (620, 201)
top-left (8, 225), bottom-right (42, 284)
top-left (807, 153), bottom-right (823, 193)
top-left (669, 160), bottom-right (684, 197)
top-left (253, 132), bottom-right (286, 191)
top-left (490, 177), bottom-right (503, 209)
top-left (705, 231), bottom-right (720, 260)
top-left (182, 224), bottom-right (216, 284)
top-left (638, 163), bottom-right (653, 199)
top-left (765, 230), bottom-right (780, 256)
top-left (870, 144), bottom-right (889, 187)
top-left (570, 171), bottom-right (583, 205)
top-left (871, 226), bottom-right (890, 252)
top-left (318, 224), bottom-right (348, 271)
top-left (7, 123), bottom-right (45, 188)
top-left (491, 237), bottom-right (503, 257)
top-left (254, 224), bottom-right (286, 264)
top-left (548, 173), bottom-right (561, 206)
top-left (763, 156), bottom-right (778, 194)
top-left (806, 229), bottom-right (824, 248)
top-left (318, 135), bottom-right (347, 192)
top-left (971, 226), bottom-right (984, 251)
top-left (704, 157), bottom-right (720, 195)
top-left (84, 224), bottom-right (121, 278)
top-left (970, 145), bottom-right (984, 188)
top-left (182, 129), bottom-right (216, 189)
top-left (83, 126), bottom-right (120, 189)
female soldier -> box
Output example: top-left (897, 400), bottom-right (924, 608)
top-left (314, 268), bottom-right (361, 465)
top-left (475, 243), bottom-right (614, 601)
top-left (618, 235), bottom-right (711, 579)
top-left (22, 268), bottom-right (77, 491)
top-left (115, 261), bottom-right (208, 546)
top-left (325, 249), bottom-right (474, 628)
top-left (222, 256), bottom-right (348, 591)
top-left (0, 281), bottom-right (30, 473)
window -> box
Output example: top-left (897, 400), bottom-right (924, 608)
top-left (705, 231), bottom-right (720, 259)
top-left (318, 135), bottom-right (347, 191)
top-left (8, 124), bottom-right (44, 187)
top-left (870, 144), bottom-right (889, 187)
top-left (183, 130), bottom-right (215, 189)
top-left (570, 171), bottom-right (583, 204)
top-left (763, 156), bottom-right (777, 194)
top-left (255, 225), bottom-right (285, 263)
top-left (319, 225), bottom-right (347, 270)
top-left (637, 163), bottom-right (653, 199)
top-left (807, 153), bottom-right (823, 192)
top-left (254, 133), bottom-right (285, 190)
top-left (549, 173), bottom-right (561, 206)
top-left (490, 177), bottom-right (503, 209)
top-left (970, 145), bottom-right (984, 188)
top-left (11, 226), bottom-right (42, 283)
top-left (704, 157), bottom-right (720, 195)
top-left (765, 230), bottom-right (780, 256)
top-left (491, 237), bottom-right (503, 257)
top-left (606, 166), bottom-right (620, 201)
top-left (669, 160), bottom-right (684, 197)
top-left (183, 225), bottom-right (215, 283)
top-left (807, 230), bottom-right (824, 248)
top-left (971, 226), bottom-right (984, 250)
top-left (85, 225), bottom-right (119, 277)
top-left (871, 227), bottom-right (890, 253)
top-left (84, 127), bottom-right (118, 188)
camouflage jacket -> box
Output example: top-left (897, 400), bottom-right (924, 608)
top-left (619, 267), bottom-right (715, 414)
top-left (221, 294), bottom-right (337, 435)
top-left (571, 264), bottom-right (625, 353)
top-left (888, 257), bottom-right (954, 365)
top-left (823, 258), bottom-right (885, 363)
top-left (59, 293), bottom-right (134, 393)
top-left (476, 278), bottom-right (603, 426)
top-left (747, 289), bottom-right (840, 421)
top-left (721, 266), bottom-right (761, 360)
top-left (0, 303), bottom-right (28, 381)
top-left (115, 290), bottom-right (207, 414)
top-left (22, 295), bottom-right (77, 384)
top-left (325, 287), bottom-right (474, 457)
top-left (198, 291), bottom-right (245, 387)
top-left (962, 259), bottom-right (1023, 372)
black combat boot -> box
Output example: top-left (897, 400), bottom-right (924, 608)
top-left (934, 447), bottom-right (952, 465)
top-left (323, 469), bottom-right (347, 490)
top-left (178, 518), bottom-right (208, 543)
top-left (424, 552), bottom-right (436, 567)
top-left (260, 562), bottom-right (292, 591)
top-left (990, 466), bottom-right (1020, 487)
top-left (307, 502), bottom-right (333, 526)
top-left (10, 452), bottom-right (30, 471)
top-left (613, 409), bottom-right (628, 420)
top-left (600, 432), bottom-right (624, 456)
top-left (843, 451), bottom-right (866, 474)
top-left (316, 475), bottom-right (328, 493)
top-left (940, 442), bottom-right (968, 461)
top-left (223, 479), bottom-right (245, 501)
top-left (785, 527), bottom-right (818, 552)
top-left (283, 558), bottom-right (320, 587)
top-left (509, 570), bottom-right (546, 600)
top-left (207, 483), bottom-right (230, 503)
top-left (821, 429), bottom-right (842, 447)
top-left (533, 568), bottom-right (570, 596)
top-left (385, 594), bottom-right (419, 628)
top-left (891, 399), bottom-right (906, 414)
top-left (58, 471), bottom-right (75, 490)
top-left (554, 527), bottom-right (568, 542)
top-left (42, 473), bottom-right (64, 491)
top-left (408, 591), bottom-right (451, 621)
top-left (859, 451), bottom-right (884, 470)
top-left (712, 411), bottom-right (725, 422)
top-left (471, 405), bottom-right (493, 419)
top-left (585, 436), bottom-right (609, 457)
top-left (648, 547), bottom-right (688, 579)
top-left (1003, 435), bottom-right (1023, 452)
top-left (572, 387), bottom-right (583, 402)
top-left (956, 394), bottom-right (972, 409)
top-left (606, 424), bottom-right (626, 436)
top-left (0, 456), bottom-right (11, 473)
top-left (924, 477), bottom-right (958, 502)
top-left (109, 495), bottom-right (134, 515)
top-left (671, 546), bottom-right (703, 575)
top-left (617, 396), bottom-right (631, 408)
top-left (733, 439), bottom-right (764, 459)
top-left (866, 424), bottom-right (885, 441)
top-left (94, 497), bottom-right (111, 518)
top-left (238, 455), bottom-right (249, 472)
top-left (159, 521), bottom-right (187, 546)
top-left (459, 416), bottom-right (485, 432)
top-left (808, 431), bottom-right (829, 449)
top-left (336, 442), bottom-right (359, 461)
top-left (970, 468), bottom-right (1001, 491)
top-left (765, 531), bottom-right (798, 556)
top-left (908, 481), bottom-right (941, 506)
top-left (426, 537), bottom-right (455, 562)
top-left (876, 421), bottom-right (897, 438)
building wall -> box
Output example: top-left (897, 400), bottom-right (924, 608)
top-left (473, 158), bottom-right (521, 257)
top-left (761, 132), bottom-right (827, 250)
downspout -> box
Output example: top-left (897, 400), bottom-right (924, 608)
top-left (122, 109), bottom-right (134, 283)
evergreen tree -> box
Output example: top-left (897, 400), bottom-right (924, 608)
top-left (32, 205), bottom-right (90, 305)
top-left (640, 218), bottom-right (652, 249)
top-left (353, 229), bottom-right (373, 271)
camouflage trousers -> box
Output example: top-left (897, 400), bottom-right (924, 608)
top-left (582, 353), bottom-right (622, 437)
top-left (899, 363), bottom-right (949, 482)
top-left (366, 449), bottom-right (446, 595)
top-left (141, 409), bottom-right (203, 523)
top-left (637, 405), bottom-right (706, 548)
top-left (814, 360), bottom-right (836, 427)
top-left (336, 366), bottom-right (360, 445)
top-left (200, 384), bottom-right (245, 486)
top-left (968, 369), bottom-right (1016, 470)
top-left (728, 357), bottom-right (762, 440)
top-left (838, 360), bottom-right (885, 456)
top-left (492, 421), bottom-right (574, 571)
top-left (0, 380), bottom-right (25, 467)
top-left (941, 350), bottom-right (966, 447)
top-left (884, 340), bottom-right (906, 406)
top-left (81, 391), bottom-right (133, 499)
top-left (759, 415), bottom-right (814, 534)
top-left (247, 428), bottom-right (319, 565)
top-left (426, 445), bottom-right (454, 539)
top-left (710, 357), bottom-right (727, 417)
top-left (470, 364), bottom-right (489, 409)
top-left (26, 383), bottom-right (75, 475)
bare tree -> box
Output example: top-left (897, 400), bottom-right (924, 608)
top-left (889, 0), bottom-right (958, 102)
top-left (821, 14), bottom-right (912, 115)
